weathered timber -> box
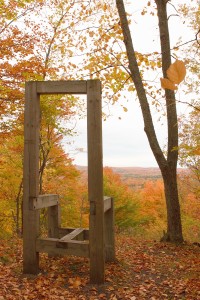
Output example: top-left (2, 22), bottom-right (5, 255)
top-left (30, 194), bottom-right (59, 210)
top-left (87, 80), bottom-right (104, 284)
top-left (58, 228), bottom-right (89, 240)
top-left (36, 238), bottom-right (89, 257)
top-left (60, 228), bottom-right (85, 242)
top-left (104, 197), bottom-right (115, 262)
top-left (36, 80), bottom-right (87, 95)
top-left (48, 204), bottom-right (61, 258)
top-left (23, 82), bottom-right (40, 274)
top-left (23, 80), bottom-right (113, 284)
top-left (104, 196), bottom-right (112, 213)
top-left (48, 204), bottom-right (61, 239)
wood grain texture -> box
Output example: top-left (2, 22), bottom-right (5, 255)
top-left (36, 238), bottom-right (89, 257)
top-left (30, 194), bottom-right (59, 210)
top-left (58, 228), bottom-right (89, 240)
top-left (23, 82), bottom-right (40, 274)
top-left (87, 80), bottom-right (104, 284)
top-left (104, 198), bottom-right (115, 262)
top-left (48, 204), bottom-right (61, 239)
top-left (36, 81), bottom-right (87, 94)
top-left (104, 196), bottom-right (112, 213)
top-left (23, 80), bottom-right (110, 281)
top-left (60, 228), bottom-right (85, 242)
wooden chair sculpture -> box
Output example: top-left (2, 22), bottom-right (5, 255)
top-left (23, 80), bottom-right (115, 284)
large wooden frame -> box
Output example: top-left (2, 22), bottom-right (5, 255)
top-left (23, 80), bottom-right (115, 284)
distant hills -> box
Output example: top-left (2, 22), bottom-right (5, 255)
top-left (110, 167), bottom-right (162, 180)
top-left (76, 165), bottom-right (187, 189)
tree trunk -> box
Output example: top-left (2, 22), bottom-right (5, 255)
top-left (155, 0), bottom-right (183, 243)
top-left (161, 166), bottom-right (183, 242)
top-left (116, 0), bottom-right (183, 242)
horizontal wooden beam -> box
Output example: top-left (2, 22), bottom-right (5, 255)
top-left (36, 81), bottom-right (87, 95)
top-left (104, 196), bottom-right (112, 213)
top-left (58, 227), bottom-right (89, 240)
top-left (30, 194), bottom-right (59, 210)
top-left (36, 238), bottom-right (89, 258)
top-left (60, 228), bottom-right (84, 242)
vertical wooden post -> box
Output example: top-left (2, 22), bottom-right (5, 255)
top-left (104, 198), bottom-right (115, 262)
top-left (87, 80), bottom-right (104, 284)
top-left (48, 203), bottom-right (61, 239)
top-left (48, 204), bottom-right (61, 258)
top-left (23, 82), bottom-right (40, 274)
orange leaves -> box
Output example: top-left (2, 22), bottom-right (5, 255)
top-left (167, 60), bottom-right (186, 84)
top-left (160, 60), bottom-right (186, 91)
top-left (160, 78), bottom-right (177, 91)
top-left (68, 277), bottom-right (82, 288)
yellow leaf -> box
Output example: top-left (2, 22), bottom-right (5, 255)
top-left (166, 60), bottom-right (186, 84)
top-left (123, 106), bottom-right (128, 112)
top-left (160, 78), bottom-right (177, 90)
top-left (128, 85), bottom-right (134, 92)
top-left (193, 146), bottom-right (200, 155)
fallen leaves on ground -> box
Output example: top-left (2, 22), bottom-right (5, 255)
top-left (0, 235), bottom-right (199, 299)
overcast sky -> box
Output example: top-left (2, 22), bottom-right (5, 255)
top-left (64, 0), bottom-right (193, 167)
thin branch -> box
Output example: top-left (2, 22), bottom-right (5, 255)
top-left (173, 38), bottom-right (198, 49)
top-left (168, 1), bottom-right (179, 14)
top-left (167, 14), bottom-right (179, 20)
top-left (176, 100), bottom-right (200, 111)
top-left (105, 49), bottom-right (131, 75)
top-left (196, 29), bottom-right (200, 46)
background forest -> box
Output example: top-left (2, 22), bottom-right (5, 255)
top-left (0, 0), bottom-right (199, 243)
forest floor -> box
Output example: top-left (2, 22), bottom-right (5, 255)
top-left (0, 235), bottom-right (199, 300)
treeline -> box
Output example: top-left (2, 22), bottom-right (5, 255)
top-left (103, 167), bottom-right (199, 242)
top-left (0, 134), bottom-right (199, 242)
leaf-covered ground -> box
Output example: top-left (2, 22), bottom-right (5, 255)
top-left (0, 235), bottom-right (199, 299)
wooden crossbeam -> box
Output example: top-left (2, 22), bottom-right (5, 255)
top-left (30, 194), bottom-right (59, 210)
top-left (60, 228), bottom-right (84, 242)
top-left (104, 196), bottom-right (112, 213)
top-left (58, 228), bottom-right (89, 240)
top-left (36, 81), bottom-right (87, 95)
top-left (36, 238), bottom-right (89, 258)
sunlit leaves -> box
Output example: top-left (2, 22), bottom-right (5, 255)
top-left (103, 167), bottom-right (141, 229)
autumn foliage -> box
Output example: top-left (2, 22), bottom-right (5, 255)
top-left (160, 60), bottom-right (186, 90)
top-left (0, 0), bottom-right (199, 295)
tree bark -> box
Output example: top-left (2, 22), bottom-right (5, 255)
top-left (155, 0), bottom-right (183, 242)
top-left (116, 0), bottom-right (183, 242)
top-left (161, 167), bottom-right (183, 242)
